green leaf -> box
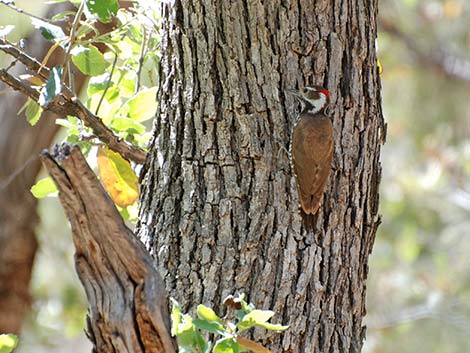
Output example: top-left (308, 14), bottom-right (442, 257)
top-left (255, 322), bottom-right (289, 331)
top-left (237, 310), bottom-right (274, 332)
top-left (86, 0), bottom-right (119, 23)
top-left (87, 73), bottom-right (112, 96)
top-left (193, 318), bottom-right (226, 335)
top-left (71, 45), bottom-right (106, 76)
top-left (25, 99), bottom-right (43, 126)
top-left (176, 315), bottom-right (207, 351)
top-left (197, 304), bottom-right (223, 323)
top-left (170, 298), bottom-right (182, 336)
top-left (202, 341), bottom-right (213, 353)
top-left (213, 338), bottom-right (238, 353)
top-left (31, 177), bottom-right (58, 198)
top-left (31, 18), bottom-right (66, 42)
top-left (39, 66), bottom-right (62, 107)
top-left (50, 10), bottom-right (76, 21)
top-left (0, 334), bottom-right (18, 353)
top-left (111, 116), bottom-right (145, 135)
top-left (126, 86), bottom-right (158, 122)
top-left (118, 71), bottom-right (136, 97)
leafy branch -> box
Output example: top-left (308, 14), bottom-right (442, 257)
top-left (171, 294), bottom-right (288, 353)
top-left (0, 0), bottom-right (161, 215)
top-left (0, 44), bottom-right (146, 164)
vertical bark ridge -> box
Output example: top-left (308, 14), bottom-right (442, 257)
top-left (137, 0), bottom-right (384, 352)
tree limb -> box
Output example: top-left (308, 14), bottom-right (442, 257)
top-left (40, 144), bottom-right (176, 353)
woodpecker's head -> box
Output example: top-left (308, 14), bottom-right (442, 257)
top-left (286, 85), bottom-right (330, 115)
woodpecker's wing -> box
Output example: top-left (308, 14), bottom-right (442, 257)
top-left (292, 114), bottom-right (333, 214)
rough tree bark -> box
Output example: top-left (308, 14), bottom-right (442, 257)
top-left (40, 145), bottom-right (176, 353)
top-left (137, 1), bottom-right (385, 352)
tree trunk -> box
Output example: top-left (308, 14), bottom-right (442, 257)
top-left (137, 0), bottom-right (384, 352)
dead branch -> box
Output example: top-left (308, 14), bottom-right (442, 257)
top-left (40, 144), bottom-right (176, 353)
top-left (380, 18), bottom-right (470, 83)
top-left (0, 38), bottom-right (147, 164)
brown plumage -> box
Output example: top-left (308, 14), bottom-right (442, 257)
top-left (287, 86), bottom-right (334, 220)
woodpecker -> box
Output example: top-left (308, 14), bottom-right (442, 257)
top-left (286, 86), bottom-right (333, 219)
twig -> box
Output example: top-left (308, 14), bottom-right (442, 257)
top-left (134, 26), bottom-right (147, 94)
top-left (0, 68), bottom-right (147, 164)
top-left (62, 0), bottom-right (86, 87)
top-left (95, 51), bottom-right (118, 115)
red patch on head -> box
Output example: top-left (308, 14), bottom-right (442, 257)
top-left (318, 88), bottom-right (330, 98)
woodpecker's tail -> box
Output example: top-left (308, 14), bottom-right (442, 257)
top-left (300, 209), bottom-right (318, 231)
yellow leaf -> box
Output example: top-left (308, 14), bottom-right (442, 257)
top-left (97, 147), bottom-right (138, 207)
top-left (377, 59), bottom-right (383, 74)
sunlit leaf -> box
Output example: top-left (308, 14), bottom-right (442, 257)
top-left (50, 10), bottom-right (76, 21)
top-left (255, 322), bottom-right (289, 331)
top-left (193, 319), bottom-right (226, 335)
top-left (25, 99), bottom-right (43, 126)
top-left (119, 71), bottom-right (136, 97)
top-left (170, 298), bottom-right (182, 336)
top-left (87, 73), bottom-right (112, 96)
top-left (197, 304), bottom-right (223, 323)
top-left (71, 45), bottom-right (106, 76)
top-left (39, 66), bottom-right (62, 106)
top-left (31, 177), bottom-right (58, 198)
top-left (31, 18), bottom-right (66, 42)
top-left (97, 147), bottom-right (138, 207)
top-left (126, 86), bottom-right (158, 122)
top-left (87, 93), bottom-right (120, 124)
top-left (237, 309), bottom-right (288, 331)
top-left (213, 337), bottom-right (238, 353)
top-left (0, 334), bottom-right (18, 353)
top-left (86, 0), bottom-right (119, 23)
top-left (111, 116), bottom-right (145, 135)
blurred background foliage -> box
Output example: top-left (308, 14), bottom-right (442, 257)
top-left (365, 0), bottom-right (470, 352)
top-left (1, 0), bottom-right (469, 352)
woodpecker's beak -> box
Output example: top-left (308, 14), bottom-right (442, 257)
top-left (285, 88), bottom-right (302, 100)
